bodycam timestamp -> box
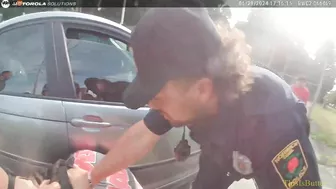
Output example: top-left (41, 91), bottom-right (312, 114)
top-left (297, 0), bottom-right (332, 7)
top-left (238, 0), bottom-right (293, 7)
top-left (237, 0), bottom-right (332, 7)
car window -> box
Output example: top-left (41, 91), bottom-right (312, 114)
top-left (64, 28), bottom-right (136, 103)
top-left (0, 24), bottom-right (46, 95)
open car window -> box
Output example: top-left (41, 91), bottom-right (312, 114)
top-left (60, 28), bottom-right (136, 103)
top-left (67, 38), bottom-right (135, 87)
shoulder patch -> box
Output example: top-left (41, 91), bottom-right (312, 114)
top-left (271, 139), bottom-right (308, 188)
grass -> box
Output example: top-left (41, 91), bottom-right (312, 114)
top-left (318, 155), bottom-right (336, 166)
top-left (310, 104), bottom-right (336, 148)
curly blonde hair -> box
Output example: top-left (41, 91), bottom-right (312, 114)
top-left (208, 21), bottom-right (254, 102)
top-left (175, 21), bottom-right (253, 103)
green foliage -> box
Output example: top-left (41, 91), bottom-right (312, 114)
top-left (324, 91), bottom-right (336, 105)
top-left (311, 105), bottom-right (336, 148)
top-left (236, 9), bottom-right (336, 100)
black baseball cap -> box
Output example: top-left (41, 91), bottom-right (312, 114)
top-left (123, 8), bottom-right (222, 109)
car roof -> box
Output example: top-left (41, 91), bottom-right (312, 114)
top-left (0, 11), bottom-right (131, 33)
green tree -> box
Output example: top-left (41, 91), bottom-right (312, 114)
top-left (313, 41), bottom-right (336, 102)
top-left (235, 9), bottom-right (294, 73)
top-left (324, 91), bottom-right (336, 107)
top-left (234, 8), bottom-right (336, 101)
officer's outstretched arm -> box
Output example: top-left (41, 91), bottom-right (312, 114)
top-left (90, 120), bottom-right (160, 185)
top-left (192, 153), bottom-right (234, 189)
top-left (255, 135), bottom-right (321, 189)
top-left (91, 110), bottom-right (171, 186)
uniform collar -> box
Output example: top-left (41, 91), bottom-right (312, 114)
top-left (241, 66), bottom-right (297, 116)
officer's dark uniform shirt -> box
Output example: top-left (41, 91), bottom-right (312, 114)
top-left (144, 66), bottom-right (321, 189)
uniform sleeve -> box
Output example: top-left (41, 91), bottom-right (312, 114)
top-left (254, 134), bottom-right (321, 189)
top-left (143, 110), bottom-right (172, 135)
top-left (192, 152), bottom-right (234, 189)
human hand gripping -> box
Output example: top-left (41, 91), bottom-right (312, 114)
top-left (66, 167), bottom-right (92, 189)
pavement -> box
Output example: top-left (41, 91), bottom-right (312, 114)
top-left (227, 123), bottom-right (336, 189)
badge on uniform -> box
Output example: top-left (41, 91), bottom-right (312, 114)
top-left (232, 151), bottom-right (253, 175)
top-left (271, 139), bottom-right (308, 188)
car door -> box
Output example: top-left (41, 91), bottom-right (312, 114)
top-left (56, 20), bottom-right (200, 188)
top-left (0, 20), bottom-right (70, 176)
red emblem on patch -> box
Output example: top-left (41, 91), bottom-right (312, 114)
top-left (287, 157), bottom-right (299, 173)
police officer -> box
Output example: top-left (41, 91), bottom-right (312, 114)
top-left (87, 8), bottom-right (321, 189)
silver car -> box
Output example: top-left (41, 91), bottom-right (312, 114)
top-left (0, 11), bottom-right (200, 189)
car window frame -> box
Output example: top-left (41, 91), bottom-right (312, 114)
top-left (55, 21), bottom-right (135, 106)
top-left (0, 19), bottom-right (61, 100)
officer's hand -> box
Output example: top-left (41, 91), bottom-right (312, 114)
top-left (67, 167), bottom-right (91, 189)
top-left (38, 180), bottom-right (61, 189)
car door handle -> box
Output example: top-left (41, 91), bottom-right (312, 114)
top-left (70, 118), bottom-right (111, 128)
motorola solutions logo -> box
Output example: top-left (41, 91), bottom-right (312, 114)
top-left (1, 0), bottom-right (10, 8)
